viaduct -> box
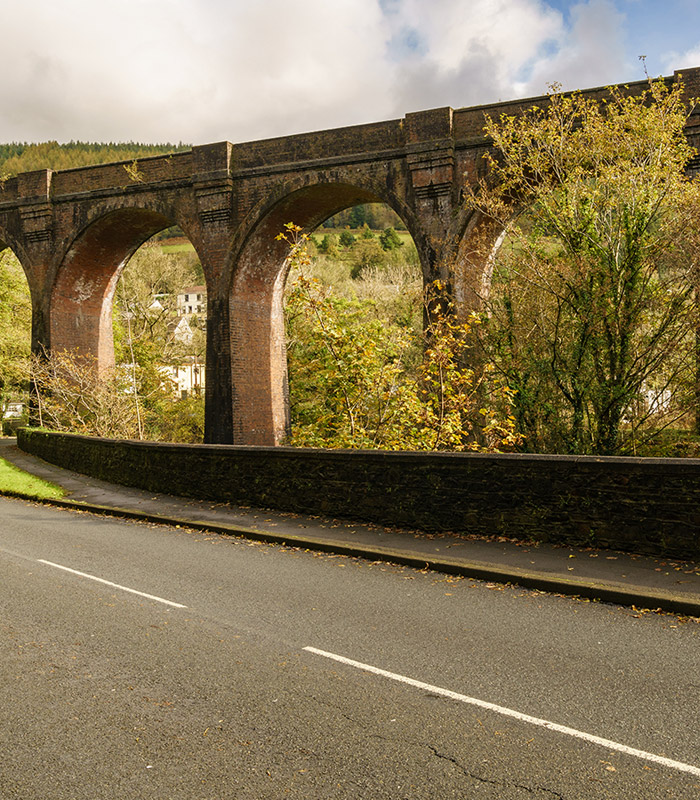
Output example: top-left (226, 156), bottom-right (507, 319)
top-left (3, 68), bottom-right (700, 446)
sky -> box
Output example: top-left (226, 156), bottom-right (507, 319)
top-left (3, 0), bottom-right (700, 145)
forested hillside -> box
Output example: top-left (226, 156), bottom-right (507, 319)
top-left (0, 141), bottom-right (189, 177)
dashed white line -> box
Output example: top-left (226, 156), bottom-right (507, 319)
top-left (303, 646), bottom-right (700, 779)
top-left (37, 559), bottom-right (187, 608)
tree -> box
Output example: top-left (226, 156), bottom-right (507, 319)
top-left (280, 224), bottom-right (520, 451)
top-left (360, 223), bottom-right (375, 240)
top-left (338, 229), bottom-right (356, 248)
top-left (466, 78), bottom-right (700, 455)
top-left (0, 141), bottom-right (188, 178)
top-left (348, 205), bottom-right (368, 228)
top-left (113, 243), bottom-right (206, 441)
top-left (30, 349), bottom-right (140, 439)
top-left (379, 226), bottom-right (404, 251)
top-left (316, 233), bottom-right (338, 256)
top-left (0, 250), bottom-right (31, 405)
top-left (321, 203), bottom-right (408, 231)
top-left (114, 246), bottom-right (205, 367)
top-left (348, 239), bottom-right (386, 279)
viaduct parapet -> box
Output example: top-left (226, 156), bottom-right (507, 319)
top-left (3, 68), bottom-right (700, 445)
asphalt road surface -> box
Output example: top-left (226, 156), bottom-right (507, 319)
top-left (1, 495), bottom-right (699, 799)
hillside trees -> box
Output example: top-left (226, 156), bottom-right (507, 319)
top-left (321, 203), bottom-right (407, 231)
top-left (467, 78), bottom-right (700, 455)
top-left (0, 141), bottom-right (188, 178)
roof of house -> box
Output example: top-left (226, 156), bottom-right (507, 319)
top-left (178, 285), bottom-right (206, 296)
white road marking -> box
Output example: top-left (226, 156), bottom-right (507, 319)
top-left (303, 646), bottom-right (700, 779)
top-left (37, 559), bottom-right (187, 608)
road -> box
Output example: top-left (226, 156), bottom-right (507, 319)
top-left (0, 495), bottom-right (698, 799)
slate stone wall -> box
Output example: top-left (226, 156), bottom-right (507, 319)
top-left (18, 428), bottom-right (700, 560)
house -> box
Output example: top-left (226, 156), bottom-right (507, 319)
top-left (2, 401), bottom-right (24, 420)
top-left (160, 359), bottom-right (205, 398)
top-left (177, 286), bottom-right (206, 316)
top-left (167, 316), bottom-right (194, 347)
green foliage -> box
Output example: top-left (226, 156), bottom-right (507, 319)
top-left (349, 239), bottom-right (387, 279)
top-left (0, 250), bottom-right (31, 403)
top-left (316, 233), bottom-right (338, 257)
top-left (379, 226), bottom-right (404, 251)
top-left (468, 78), bottom-right (700, 455)
top-left (338, 229), bottom-right (356, 248)
top-left (322, 203), bottom-right (407, 231)
top-left (280, 224), bottom-right (520, 451)
top-left (0, 141), bottom-right (188, 178)
top-left (360, 223), bottom-right (375, 239)
top-left (315, 223), bottom-right (418, 282)
top-left (140, 390), bottom-right (205, 444)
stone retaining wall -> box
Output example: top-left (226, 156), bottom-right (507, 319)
top-left (18, 428), bottom-right (700, 560)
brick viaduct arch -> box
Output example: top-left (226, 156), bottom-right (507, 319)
top-left (2, 68), bottom-right (699, 445)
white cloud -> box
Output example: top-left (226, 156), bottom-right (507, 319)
top-left (0, 0), bottom-right (639, 145)
top-left (385, 0), bottom-right (563, 110)
top-left (663, 43), bottom-right (700, 76)
top-left (0, 0), bottom-right (395, 142)
top-left (520, 0), bottom-right (630, 96)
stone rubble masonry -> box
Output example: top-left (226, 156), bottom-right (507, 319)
top-left (3, 69), bottom-right (700, 445)
top-left (18, 428), bottom-right (700, 561)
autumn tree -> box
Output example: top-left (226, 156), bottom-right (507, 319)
top-left (467, 77), bottom-right (700, 455)
top-left (281, 225), bottom-right (520, 451)
top-left (30, 349), bottom-right (139, 439)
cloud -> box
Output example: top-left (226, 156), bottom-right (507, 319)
top-left (0, 0), bottom-right (395, 142)
top-left (0, 0), bottom-right (637, 145)
top-left (387, 0), bottom-right (564, 110)
top-left (520, 0), bottom-right (630, 96)
top-left (389, 0), bottom-right (632, 114)
top-left (663, 43), bottom-right (700, 76)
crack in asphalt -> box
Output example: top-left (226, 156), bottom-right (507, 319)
top-left (309, 695), bottom-right (566, 798)
top-left (427, 745), bottom-right (566, 799)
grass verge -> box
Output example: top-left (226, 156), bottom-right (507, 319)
top-left (161, 242), bottom-right (195, 253)
top-left (0, 457), bottom-right (65, 500)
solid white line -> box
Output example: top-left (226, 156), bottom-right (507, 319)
top-left (37, 559), bottom-right (187, 608)
top-left (303, 646), bottom-right (700, 779)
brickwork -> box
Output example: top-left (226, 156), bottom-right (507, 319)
top-left (18, 428), bottom-right (700, 561)
top-left (2, 68), bottom-right (699, 445)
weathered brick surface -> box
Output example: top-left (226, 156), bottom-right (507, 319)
top-left (19, 428), bottom-right (700, 560)
top-left (3, 68), bottom-right (699, 446)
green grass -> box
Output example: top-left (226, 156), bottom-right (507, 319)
top-left (160, 242), bottom-right (195, 254)
top-left (0, 457), bottom-right (65, 499)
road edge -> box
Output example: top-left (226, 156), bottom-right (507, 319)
top-left (2, 489), bottom-right (699, 617)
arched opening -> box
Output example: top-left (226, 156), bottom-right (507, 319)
top-left (50, 208), bottom-right (174, 365)
top-left (48, 209), bottom-right (207, 442)
top-left (113, 224), bottom-right (207, 442)
top-left (284, 201), bottom-right (423, 448)
top-left (228, 183), bottom-right (425, 446)
top-left (0, 243), bottom-right (31, 434)
top-left (450, 208), bottom-right (511, 317)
